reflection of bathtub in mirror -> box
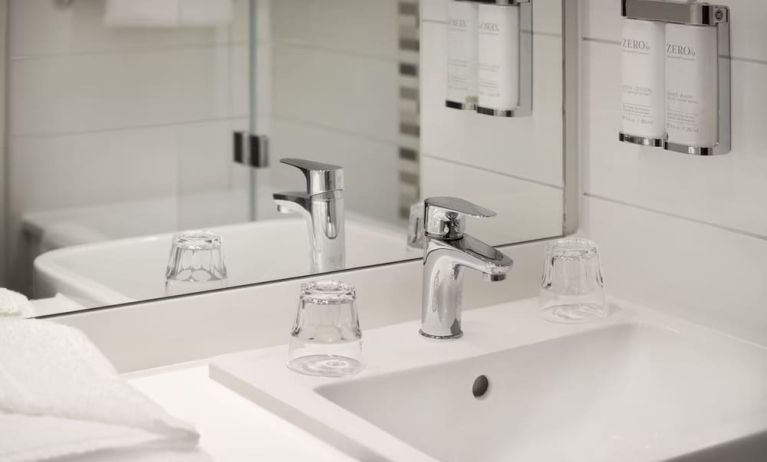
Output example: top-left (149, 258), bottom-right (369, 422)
top-left (33, 217), bottom-right (418, 309)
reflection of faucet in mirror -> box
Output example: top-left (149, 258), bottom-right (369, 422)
top-left (273, 158), bottom-right (345, 273)
top-left (420, 197), bottom-right (513, 340)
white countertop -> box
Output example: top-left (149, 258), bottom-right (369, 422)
top-left (125, 363), bottom-right (355, 462)
top-left (119, 296), bottom-right (767, 461)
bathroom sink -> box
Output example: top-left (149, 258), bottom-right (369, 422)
top-left (34, 217), bottom-right (416, 307)
top-left (210, 299), bottom-right (767, 462)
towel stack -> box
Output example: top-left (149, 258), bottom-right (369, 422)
top-left (0, 288), bottom-right (34, 318)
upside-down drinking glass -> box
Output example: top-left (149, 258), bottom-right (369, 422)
top-left (165, 231), bottom-right (228, 296)
top-left (287, 280), bottom-right (364, 377)
top-left (539, 237), bottom-right (608, 323)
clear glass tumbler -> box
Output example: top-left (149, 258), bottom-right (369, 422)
top-left (287, 280), bottom-right (364, 377)
top-left (165, 231), bottom-right (228, 296)
top-left (539, 237), bottom-right (608, 323)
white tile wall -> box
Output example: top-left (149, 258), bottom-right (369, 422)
top-left (421, 156), bottom-right (563, 245)
top-left (177, 118), bottom-right (249, 195)
top-left (270, 44), bottom-right (399, 144)
top-left (5, 0), bottom-right (250, 291)
top-left (419, 0), bottom-right (566, 246)
top-left (271, 0), bottom-right (398, 60)
top-left (580, 0), bottom-right (767, 344)
top-left (10, 126), bottom-right (178, 213)
top-left (9, 46), bottom-right (233, 136)
top-left (263, 0), bottom-right (402, 224)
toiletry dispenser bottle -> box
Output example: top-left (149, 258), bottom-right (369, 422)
top-left (446, 0), bottom-right (479, 110)
top-left (477, 0), bottom-right (520, 115)
top-left (665, 23), bottom-right (718, 149)
top-left (620, 18), bottom-right (666, 144)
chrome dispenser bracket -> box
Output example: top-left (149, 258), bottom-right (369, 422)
top-left (619, 0), bottom-right (731, 156)
top-left (233, 132), bottom-right (269, 168)
top-left (475, 0), bottom-right (533, 118)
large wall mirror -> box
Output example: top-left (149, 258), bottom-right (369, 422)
top-left (1, 0), bottom-right (577, 317)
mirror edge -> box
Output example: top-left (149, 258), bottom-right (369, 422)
top-left (563, 0), bottom-right (581, 237)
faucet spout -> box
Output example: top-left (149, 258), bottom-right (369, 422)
top-left (487, 273), bottom-right (507, 282)
top-left (420, 235), bottom-right (513, 339)
top-left (419, 197), bottom-right (513, 340)
top-left (273, 159), bottom-right (345, 273)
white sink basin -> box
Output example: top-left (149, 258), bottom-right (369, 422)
top-left (34, 217), bottom-right (417, 307)
top-left (210, 299), bottom-right (767, 462)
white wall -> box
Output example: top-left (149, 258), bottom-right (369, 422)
top-left (580, 0), bottom-right (767, 344)
top-left (5, 0), bottom-right (251, 291)
top-left (419, 0), bottom-right (565, 246)
top-left (262, 0), bottom-right (402, 225)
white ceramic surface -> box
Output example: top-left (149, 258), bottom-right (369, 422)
top-left (211, 299), bottom-right (767, 462)
top-left (34, 217), bottom-right (416, 307)
top-left (127, 364), bottom-right (354, 462)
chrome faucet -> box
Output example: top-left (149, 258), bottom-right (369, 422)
top-left (420, 197), bottom-right (513, 339)
top-left (273, 158), bottom-right (345, 273)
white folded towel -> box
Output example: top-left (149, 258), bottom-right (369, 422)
top-left (0, 319), bottom-right (209, 461)
top-left (0, 288), bottom-right (35, 318)
top-left (105, 0), bottom-right (234, 28)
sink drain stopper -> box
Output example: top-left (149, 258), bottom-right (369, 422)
top-left (472, 375), bottom-right (490, 399)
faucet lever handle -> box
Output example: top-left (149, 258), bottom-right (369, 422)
top-left (424, 196), bottom-right (496, 240)
top-left (280, 158), bottom-right (344, 195)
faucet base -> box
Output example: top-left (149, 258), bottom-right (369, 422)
top-left (418, 329), bottom-right (463, 340)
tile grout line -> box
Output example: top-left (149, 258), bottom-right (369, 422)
top-left (270, 114), bottom-right (400, 148)
top-left (271, 41), bottom-right (400, 63)
top-left (11, 39), bottom-right (410, 66)
top-left (12, 116), bottom-right (250, 140)
top-left (422, 153), bottom-right (565, 191)
top-left (585, 193), bottom-right (767, 242)
top-left (10, 40), bottom-right (249, 61)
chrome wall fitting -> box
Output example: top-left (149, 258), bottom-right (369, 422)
top-left (233, 132), bottom-right (269, 168)
top-left (619, 0), bottom-right (731, 156)
top-left (618, 133), bottom-right (664, 148)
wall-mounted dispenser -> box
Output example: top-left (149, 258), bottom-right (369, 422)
top-left (446, 0), bottom-right (480, 110)
top-left (445, 0), bottom-right (532, 117)
top-left (620, 18), bottom-right (666, 145)
top-left (619, 0), bottom-right (731, 156)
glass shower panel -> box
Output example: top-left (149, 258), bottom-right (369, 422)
top-left (176, 0), bottom-right (255, 230)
